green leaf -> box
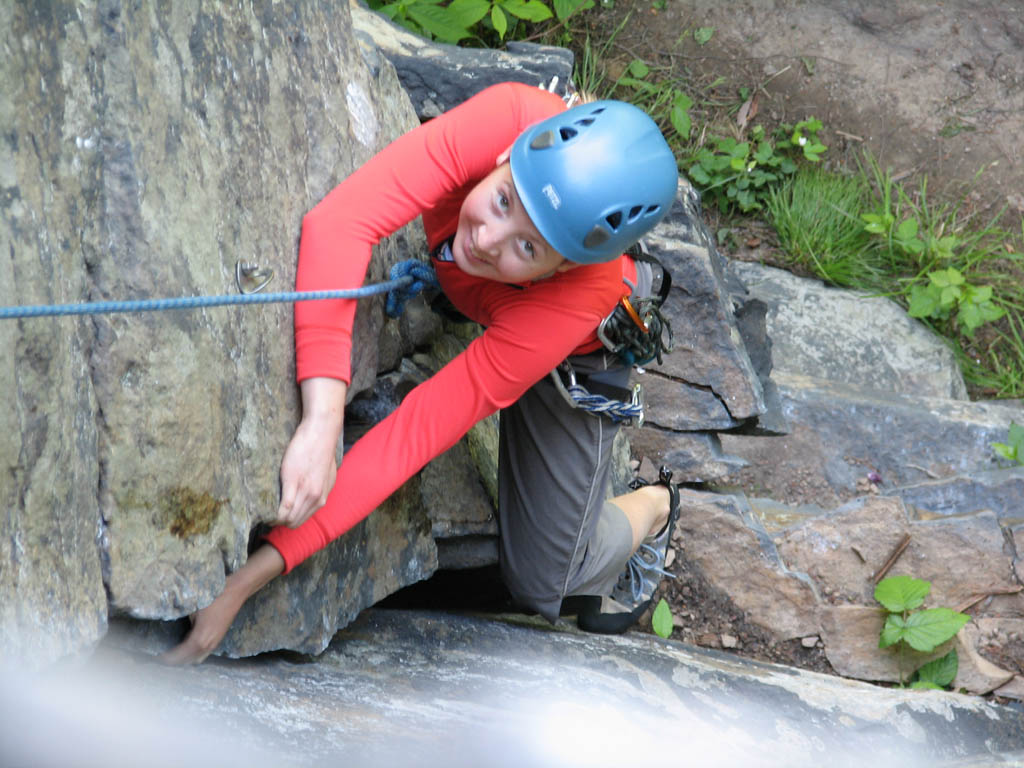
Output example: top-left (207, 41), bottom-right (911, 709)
top-left (939, 284), bottom-right (962, 308)
top-left (490, 4), bottom-right (508, 38)
top-left (992, 442), bottom-right (1018, 461)
top-left (652, 598), bottom-right (673, 638)
top-left (908, 285), bottom-right (940, 319)
top-left (875, 574), bottom-right (931, 612)
top-left (446, 0), bottom-right (492, 27)
top-left (896, 218), bottom-right (919, 241)
top-left (879, 614), bottom-right (905, 648)
top-left (729, 141), bottom-right (750, 159)
top-left (1009, 422), bottom-right (1024, 447)
top-left (959, 301), bottom-right (984, 333)
top-left (688, 164), bottom-right (711, 185)
top-left (900, 608), bottom-right (969, 652)
top-left (931, 267), bottom-right (965, 288)
top-left (694, 26), bottom-right (715, 45)
top-left (500, 0), bottom-right (554, 22)
top-left (910, 680), bottom-right (945, 690)
top-left (407, 3), bottom-right (472, 41)
top-left (965, 284), bottom-right (994, 303)
top-left (670, 93), bottom-right (692, 139)
top-left (553, 0), bottom-right (592, 20)
top-left (627, 59), bottom-right (650, 78)
top-left (914, 649), bottom-right (959, 688)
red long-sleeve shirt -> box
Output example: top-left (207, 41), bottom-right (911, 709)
top-left (265, 82), bottom-right (636, 571)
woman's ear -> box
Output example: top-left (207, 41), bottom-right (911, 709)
top-left (495, 145), bottom-right (513, 166)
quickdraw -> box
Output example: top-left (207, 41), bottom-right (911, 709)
top-left (597, 243), bottom-right (674, 366)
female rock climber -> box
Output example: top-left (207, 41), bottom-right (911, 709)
top-left (163, 81), bottom-right (682, 664)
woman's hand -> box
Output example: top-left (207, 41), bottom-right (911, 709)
top-left (276, 377), bottom-right (348, 528)
top-left (160, 545), bottom-right (285, 665)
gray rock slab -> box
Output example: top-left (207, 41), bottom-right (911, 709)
top-left (720, 371), bottom-right (1024, 508)
top-left (8, 610), bottom-right (1024, 767)
top-left (350, 0), bottom-right (574, 118)
top-left (731, 262), bottom-right (968, 400)
top-left (884, 466), bottom-right (1024, 524)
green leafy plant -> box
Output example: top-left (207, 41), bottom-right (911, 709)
top-left (686, 117), bottom-right (826, 213)
top-left (367, 0), bottom-right (590, 45)
top-left (652, 597), bottom-right (673, 638)
top-left (992, 421), bottom-right (1024, 465)
top-left (613, 58), bottom-right (693, 142)
top-left (875, 574), bottom-right (969, 689)
top-left (907, 267), bottom-right (1005, 336)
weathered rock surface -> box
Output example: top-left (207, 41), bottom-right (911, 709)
top-left (732, 262), bottom-right (969, 400)
top-left (349, 0), bottom-right (575, 118)
top-left (623, 182), bottom-right (772, 482)
top-left (7, 610), bottom-right (1024, 768)
top-left (719, 371), bottom-right (1024, 507)
top-left (1, 0), bottom-right (442, 661)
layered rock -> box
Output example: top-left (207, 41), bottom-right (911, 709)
top-left (1, 0), bottom-right (440, 661)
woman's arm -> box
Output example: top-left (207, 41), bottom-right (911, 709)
top-left (160, 544), bottom-right (285, 665)
top-left (276, 377), bottom-right (348, 528)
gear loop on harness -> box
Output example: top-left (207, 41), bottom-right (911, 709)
top-left (549, 360), bottom-right (645, 426)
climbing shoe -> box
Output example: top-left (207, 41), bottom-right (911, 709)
top-left (576, 466), bottom-right (681, 635)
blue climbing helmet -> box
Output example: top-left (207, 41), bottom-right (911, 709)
top-left (509, 99), bottom-right (678, 265)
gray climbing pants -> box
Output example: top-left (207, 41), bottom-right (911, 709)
top-left (496, 261), bottom-right (654, 624)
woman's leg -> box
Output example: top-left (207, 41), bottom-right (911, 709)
top-left (608, 484), bottom-right (671, 553)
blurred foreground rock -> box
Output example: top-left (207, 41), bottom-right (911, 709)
top-left (5, 610), bottom-right (1023, 768)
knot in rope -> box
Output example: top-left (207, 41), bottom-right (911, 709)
top-left (385, 259), bottom-right (439, 318)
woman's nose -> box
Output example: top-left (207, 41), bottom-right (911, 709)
top-left (477, 222), bottom-right (503, 255)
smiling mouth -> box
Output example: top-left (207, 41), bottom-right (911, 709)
top-left (466, 235), bottom-right (490, 266)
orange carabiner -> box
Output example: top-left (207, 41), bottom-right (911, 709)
top-left (619, 296), bottom-right (649, 334)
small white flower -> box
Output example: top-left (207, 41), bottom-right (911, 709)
top-left (746, 161), bottom-right (756, 172)
top-left (798, 136), bottom-right (808, 146)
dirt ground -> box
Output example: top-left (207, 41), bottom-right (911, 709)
top-left (597, 0), bottom-right (1023, 678)
top-left (599, 0), bottom-right (1023, 225)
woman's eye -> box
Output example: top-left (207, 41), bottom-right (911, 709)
top-left (497, 192), bottom-right (509, 210)
top-left (521, 240), bottom-right (535, 258)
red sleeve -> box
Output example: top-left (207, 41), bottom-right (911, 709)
top-left (294, 82), bottom-right (566, 384)
top-left (265, 265), bottom-right (620, 571)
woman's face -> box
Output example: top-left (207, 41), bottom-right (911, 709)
top-left (452, 162), bottom-right (574, 284)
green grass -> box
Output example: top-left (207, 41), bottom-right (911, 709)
top-left (765, 166), bottom-right (886, 289)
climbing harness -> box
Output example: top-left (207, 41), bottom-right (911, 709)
top-left (549, 244), bottom-right (674, 426)
top-left (0, 259), bottom-right (438, 321)
top-left (549, 361), bottom-right (645, 426)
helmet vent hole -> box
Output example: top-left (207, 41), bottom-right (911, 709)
top-left (605, 211), bottom-right (623, 230)
top-left (559, 127), bottom-right (578, 141)
top-left (576, 118), bottom-right (595, 127)
top-left (591, 107), bottom-right (606, 115)
top-left (530, 130), bottom-right (556, 150)
top-left (645, 204), bottom-right (661, 215)
top-left (628, 205), bottom-right (643, 221)
top-left (583, 226), bottom-right (611, 249)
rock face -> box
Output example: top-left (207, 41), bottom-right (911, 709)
top-left (733, 262), bottom-right (969, 400)
top-left (7, 610), bottom-right (1024, 768)
top-left (1, 0), bottom-right (436, 661)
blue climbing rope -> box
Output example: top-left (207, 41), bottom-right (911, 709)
top-left (0, 259), bottom-right (439, 321)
